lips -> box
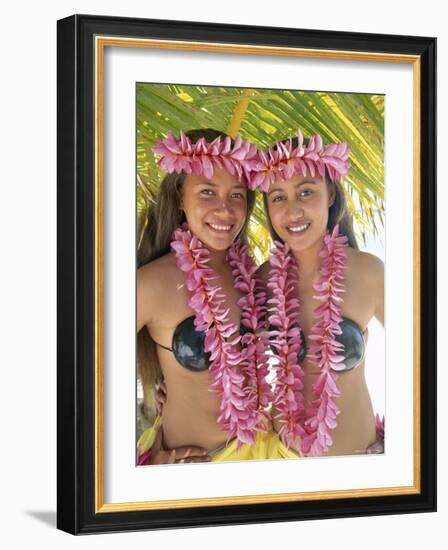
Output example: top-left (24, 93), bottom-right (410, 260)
top-left (286, 222), bottom-right (311, 234)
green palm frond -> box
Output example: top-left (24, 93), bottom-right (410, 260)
top-left (137, 83), bottom-right (384, 260)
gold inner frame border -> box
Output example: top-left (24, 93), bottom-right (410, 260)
top-left (94, 36), bottom-right (421, 513)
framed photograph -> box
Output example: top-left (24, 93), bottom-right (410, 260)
top-left (57, 14), bottom-right (436, 534)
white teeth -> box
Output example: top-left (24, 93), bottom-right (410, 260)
top-left (288, 223), bottom-right (309, 233)
top-left (209, 223), bottom-right (232, 231)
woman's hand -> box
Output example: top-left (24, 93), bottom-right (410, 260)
top-left (366, 414), bottom-right (385, 454)
top-left (150, 446), bottom-right (212, 465)
top-left (148, 426), bottom-right (211, 465)
top-left (366, 438), bottom-right (384, 454)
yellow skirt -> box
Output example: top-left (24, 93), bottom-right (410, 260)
top-left (137, 416), bottom-right (300, 462)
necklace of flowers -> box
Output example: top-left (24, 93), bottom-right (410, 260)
top-left (171, 224), bottom-right (271, 447)
top-left (267, 224), bottom-right (348, 457)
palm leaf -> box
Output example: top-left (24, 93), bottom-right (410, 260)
top-left (136, 83), bottom-right (385, 260)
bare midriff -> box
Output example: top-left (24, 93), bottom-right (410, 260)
top-left (157, 346), bottom-right (230, 452)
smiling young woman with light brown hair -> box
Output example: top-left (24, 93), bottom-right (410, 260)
top-left (136, 128), bottom-right (299, 465)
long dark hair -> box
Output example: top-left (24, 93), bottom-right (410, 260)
top-left (137, 128), bottom-right (255, 414)
top-left (263, 136), bottom-right (358, 249)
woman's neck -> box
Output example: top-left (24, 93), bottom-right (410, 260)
top-left (208, 248), bottom-right (229, 273)
top-left (291, 236), bottom-right (325, 288)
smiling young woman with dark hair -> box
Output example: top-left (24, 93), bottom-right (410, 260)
top-left (253, 130), bottom-right (385, 458)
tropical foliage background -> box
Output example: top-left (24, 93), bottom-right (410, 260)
top-left (137, 83), bottom-right (384, 263)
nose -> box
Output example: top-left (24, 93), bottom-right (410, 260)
top-left (288, 199), bottom-right (304, 220)
top-left (214, 197), bottom-right (233, 214)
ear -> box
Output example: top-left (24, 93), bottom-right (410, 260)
top-left (327, 182), bottom-right (336, 207)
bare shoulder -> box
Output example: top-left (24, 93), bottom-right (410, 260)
top-left (138, 252), bottom-right (178, 284)
top-left (137, 253), bottom-right (180, 328)
top-left (346, 248), bottom-right (384, 324)
top-left (346, 248), bottom-right (384, 280)
top-left (137, 252), bottom-right (184, 298)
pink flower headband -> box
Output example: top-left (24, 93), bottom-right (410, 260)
top-left (151, 129), bottom-right (350, 193)
top-left (151, 130), bottom-right (258, 183)
top-left (247, 129), bottom-right (351, 192)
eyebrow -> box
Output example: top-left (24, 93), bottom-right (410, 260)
top-left (197, 181), bottom-right (247, 191)
top-left (268, 179), bottom-right (317, 196)
top-left (197, 180), bottom-right (218, 186)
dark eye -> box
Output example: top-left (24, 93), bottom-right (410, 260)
top-left (200, 188), bottom-right (215, 196)
top-left (299, 189), bottom-right (313, 198)
top-left (272, 194), bottom-right (286, 203)
top-left (231, 192), bottom-right (245, 199)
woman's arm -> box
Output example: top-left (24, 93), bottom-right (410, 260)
top-left (373, 257), bottom-right (384, 327)
top-left (366, 253), bottom-right (385, 454)
top-left (137, 262), bottom-right (163, 332)
top-left (355, 250), bottom-right (384, 326)
top-left (140, 427), bottom-right (211, 465)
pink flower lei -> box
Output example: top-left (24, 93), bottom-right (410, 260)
top-left (171, 225), bottom-right (271, 447)
top-left (267, 224), bottom-right (349, 457)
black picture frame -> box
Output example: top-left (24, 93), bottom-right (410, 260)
top-left (57, 14), bottom-right (436, 535)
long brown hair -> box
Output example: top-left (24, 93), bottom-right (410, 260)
top-left (263, 136), bottom-right (358, 249)
top-left (137, 128), bottom-right (255, 414)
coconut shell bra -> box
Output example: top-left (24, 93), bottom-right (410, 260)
top-left (154, 315), bottom-right (365, 372)
top-left (153, 316), bottom-right (247, 372)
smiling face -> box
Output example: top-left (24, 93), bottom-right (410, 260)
top-left (266, 173), bottom-right (335, 254)
top-left (181, 167), bottom-right (248, 251)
